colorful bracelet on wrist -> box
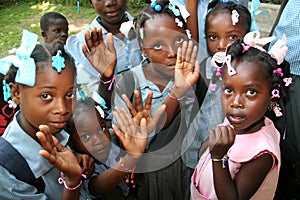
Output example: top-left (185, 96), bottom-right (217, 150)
top-left (58, 172), bottom-right (83, 191)
top-left (119, 157), bottom-right (136, 188)
top-left (168, 86), bottom-right (185, 101)
top-left (98, 74), bottom-right (115, 91)
top-left (211, 154), bottom-right (229, 168)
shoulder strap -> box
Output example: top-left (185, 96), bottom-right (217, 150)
top-left (0, 137), bottom-right (45, 192)
top-left (115, 69), bottom-right (139, 102)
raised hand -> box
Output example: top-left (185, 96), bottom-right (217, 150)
top-left (82, 27), bottom-right (117, 78)
top-left (208, 125), bottom-right (236, 159)
top-left (121, 90), bottom-right (166, 133)
top-left (36, 125), bottom-right (82, 184)
top-left (112, 107), bottom-right (148, 156)
top-left (171, 40), bottom-right (200, 98)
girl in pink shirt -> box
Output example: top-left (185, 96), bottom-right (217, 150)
top-left (191, 31), bottom-right (291, 200)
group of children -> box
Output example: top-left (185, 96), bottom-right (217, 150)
top-left (0, 0), bottom-right (295, 199)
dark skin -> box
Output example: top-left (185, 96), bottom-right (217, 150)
top-left (198, 61), bottom-right (275, 200)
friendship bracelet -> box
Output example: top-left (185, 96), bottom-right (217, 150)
top-left (58, 172), bottom-right (83, 191)
top-left (168, 87), bottom-right (185, 101)
top-left (211, 154), bottom-right (229, 168)
top-left (98, 74), bottom-right (115, 91)
top-left (120, 157), bottom-right (137, 188)
top-left (119, 157), bottom-right (136, 172)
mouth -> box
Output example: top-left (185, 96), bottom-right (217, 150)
top-left (228, 114), bottom-right (245, 124)
top-left (49, 121), bottom-right (67, 129)
top-left (106, 11), bottom-right (118, 17)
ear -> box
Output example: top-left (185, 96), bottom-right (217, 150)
top-left (41, 31), bottom-right (47, 39)
top-left (10, 83), bottom-right (21, 105)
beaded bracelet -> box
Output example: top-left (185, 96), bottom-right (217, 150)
top-left (58, 172), bottom-right (82, 191)
top-left (168, 87), bottom-right (185, 101)
top-left (211, 154), bottom-right (229, 168)
top-left (98, 74), bottom-right (115, 91)
top-left (119, 157), bottom-right (136, 188)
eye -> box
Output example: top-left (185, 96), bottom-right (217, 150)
top-left (175, 36), bottom-right (185, 44)
top-left (207, 35), bottom-right (217, 41)
top-left (153, 42), bottom-right (162, 50)
top-left (54, 28), bottom-right (62, 34)
top-left (41, 94), bottom-right (52, 100)
top-left (80, 134), bottom-right (90, 141)
top-left (224, 88), bottom-right (233, 95)
top-left (246, 89), bottom-right (257, 96)
top-left (66, 92), bottom-right (75, 100)
top-left (98, 126), bottom-right (104, 133)
top-left (228, 34), bottom-right (238, 41)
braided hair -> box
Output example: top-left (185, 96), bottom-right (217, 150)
top-left (223, 38), bottom-right (290, 117)
top-left (128, 0), bottom-right (189, 42)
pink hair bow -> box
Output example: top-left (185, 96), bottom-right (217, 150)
top-left (268, 34), bottom-right (288, 65)
top-left (243, 31), bottom-right (276, 52)
top-left (211, 51), bottom-right (236, 76)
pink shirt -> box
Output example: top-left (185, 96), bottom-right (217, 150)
top-left (191, 117), bottom-right (281, 200)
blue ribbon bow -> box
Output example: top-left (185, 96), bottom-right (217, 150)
top-left (250, 0), bottom-right (267, 32)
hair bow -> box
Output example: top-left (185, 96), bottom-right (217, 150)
top-left (0, 30), bottom-right (38, 87)
top-left (268, 34), bottom-right (288, 65)
top-left (250, 0), bottom-right (267, 31)
top-left (243, 31), bottom-right (275, 52)
top-left (211, 51), bottom-right (236, 76)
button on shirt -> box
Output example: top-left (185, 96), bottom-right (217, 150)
top-left (0, 111), bottom-right (91, 200)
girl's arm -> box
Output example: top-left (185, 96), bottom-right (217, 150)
top-left (209, 126), bottom-right (273, 200)
top-left (82, 27), bottom-right (117, 108)
top-left (162, 40), bottom-right (200, 127)
top-left (185, 0), bottom-right (199, 42)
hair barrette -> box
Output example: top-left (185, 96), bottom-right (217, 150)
top-left (52, 50), bottom-right (65, 73)
top-left (243, 31), bottom-right (275, 52)
top-left (231, 10), bottom-right (239, 25)
top-left (151, 1), bottom-right (162, 12)
top-left (169, 1), bottom-right (180, 17)
top-left (2, 80), bottom-right (11, 102)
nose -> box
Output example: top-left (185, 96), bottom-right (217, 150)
top-left (105, 0), bottom-right (117, 6)
top-left (217, 38), bottom-right (227, 52)
top-left (231, 94), bottom-right (244, 108)
top-left (166, 45), bottom-right (177, 58)
top-left (54, 99), bottom-right (69, 115)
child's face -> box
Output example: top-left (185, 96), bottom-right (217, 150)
top-left (12, 63), bottom-right (76, 137)
top-left (141, 14), bottom-right (188, 79)
top-left (221, 61), bottom-right (271, 134)
top-left (90, 0), bottom-right (127, 25)
top-left (43, 18), bottom-right (69, 45)
top-left (206, 11), bottom-right (247, 56)
top-left (72, 110), bottom-right (111, 161)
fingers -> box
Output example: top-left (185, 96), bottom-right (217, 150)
top-left (143, 91), bottom-right (153, 114)
top-left (139, 118), bottom-right (147, 139)
top-left (113, 107), bottom-right (132, 133)
top-left (134, 90), bottom-right (143, 113)
top-left (36, 125), bottom-right (55, 155)
top-left (151, 104), bottom-right (166, 131)
top-left (122, 93), bottom-right (137, 116)
top-left (106, 32), bottom-right (116, 54)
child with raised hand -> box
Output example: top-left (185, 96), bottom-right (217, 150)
top-left (191, 31), bottom-right (291, 199)
top-left (0, 30), bottom-right (92, 200)
top-left (180, 1), bottom-right (252, 196)
top-left (40, 11), bottom-right (69, 45)
top-left (67, 95), bottom-right (165, 199)
top-left (66, 0), bottom-right (142, 93)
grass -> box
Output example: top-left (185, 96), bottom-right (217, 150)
top-left (0, 1), bottom-right (144, 58)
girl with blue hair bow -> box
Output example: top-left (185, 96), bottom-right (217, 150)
top-left (0, 30), bottom-right (94, 200)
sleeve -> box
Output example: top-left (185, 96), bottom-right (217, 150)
top-left (0, 166), bottom-right (47, 200)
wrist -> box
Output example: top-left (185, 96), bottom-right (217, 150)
top-left (168, 86), bottom-right (185, 101)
